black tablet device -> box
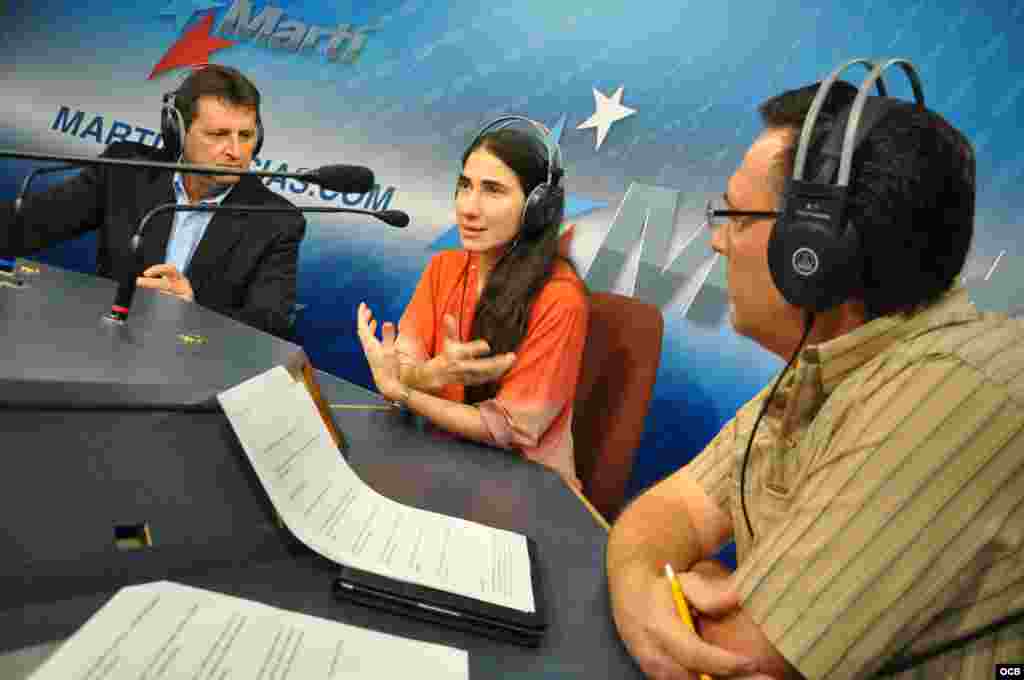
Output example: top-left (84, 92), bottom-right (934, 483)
top-left (332, 536), bottom-right (547, 647)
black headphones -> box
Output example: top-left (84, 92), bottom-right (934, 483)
top-left (159, 81), bottom-right (265, 162)
top-left (740, 58), bottom-right (927, 542)
top-left (463, 115), bottom-right (565, 238)
top-left (767, 58), bottom-right (926, 312)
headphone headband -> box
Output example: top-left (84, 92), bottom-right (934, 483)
top-left (464, 115), bottom-right (566, 240)
top-left (837, 59), bottom-right (925, 186)
top-left (769, 57), bottom-right (926, 313)
top-left (794, 58), bottom-right (885, 181)
top-left (470, 115), bottom-right (563, 189)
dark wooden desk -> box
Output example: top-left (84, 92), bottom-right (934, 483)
top-left (0, 262), bottom-right (640, 678)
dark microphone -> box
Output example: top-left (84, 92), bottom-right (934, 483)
top-left (108, 203), bottom-right (410, 323)
top-left (309, 165), bottom-right (374, 194)
top-left (0, 149), bottom-right (377, 195)
top-left (372, 209), bottom-right (411, 228)
top-left (4, 164), bottom-right (78, 267)
top-left (15, 164), bottom-right (75, 215)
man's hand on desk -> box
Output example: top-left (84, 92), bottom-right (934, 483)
top-left (136, 264), bottom-right (194, 303)
top-left (686, 560), bottom-right (805, 680)
top-left (610, 560), bottom-right (764, 680)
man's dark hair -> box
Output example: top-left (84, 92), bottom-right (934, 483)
top-left (174, 64), bottom-right (261, 129)
top-left (757, 80), bottom-right (975, 319)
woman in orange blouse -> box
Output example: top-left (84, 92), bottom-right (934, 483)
top-left (356, 118), bottom-right (589, 489)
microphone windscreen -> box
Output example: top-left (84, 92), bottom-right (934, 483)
top-left (311, 165), bottom-right (375, 194)
top-left (377, 210), bottom-right (410, 228)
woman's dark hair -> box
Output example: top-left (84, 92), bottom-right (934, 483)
top-left (175, 64), bottom-right (261, 130)
top-left (758, 80), bottom-right (975, 319)
top-left (462, 127), bottom-right (577, 404)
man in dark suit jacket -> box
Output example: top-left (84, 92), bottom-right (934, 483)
top-left (0, 65), bottom-right (304, 338)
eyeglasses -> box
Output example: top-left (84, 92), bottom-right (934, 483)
top-left (704, 198), bottom-right (781, 233)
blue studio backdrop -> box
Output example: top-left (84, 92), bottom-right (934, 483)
top-left (3, 0), bottom-right (1022, 502)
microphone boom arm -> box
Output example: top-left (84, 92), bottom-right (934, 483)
top-left (0, 149), bottom-right (374, 194)
top-left (108, 202), bottom-right (408, 323)
top-left (131, 203), bottom-right (406, 251)
top-left (16, 164), bottom-right (76, 214)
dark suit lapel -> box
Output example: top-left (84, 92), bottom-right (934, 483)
top-left (138, 171), bottom-right (176, 271)
top-left (184, 179), bottom-right (250, 294)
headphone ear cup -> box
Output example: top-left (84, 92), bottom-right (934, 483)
top-left (546, 183), bottom-right (565, 228)
top-left (253, 114), bottom-right (264, 157)
top-left (769, 214), bottom-right (861, 312)
top-left (521, 183), bottom-right (564, 237)
top-left (160, 103), bottom-right (183, 160)
top-left (767, 209), bottom-right (794, 302)
top-left (521, 183), bottom-right (548, 237)
top-left (831, 218), bottom-right (862, 302)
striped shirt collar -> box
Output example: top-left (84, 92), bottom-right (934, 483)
top-left (800, 287), bottom-right (979, 395)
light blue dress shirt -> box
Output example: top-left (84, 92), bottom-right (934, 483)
top-left (164, 173), bottom-right (234, 273)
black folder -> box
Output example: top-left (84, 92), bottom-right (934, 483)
top-left (332, 536), bottom-right (548, 647)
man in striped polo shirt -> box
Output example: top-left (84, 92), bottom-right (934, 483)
top-left (606, 79), bottom-right (1023, 679)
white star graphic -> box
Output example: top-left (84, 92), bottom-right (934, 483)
top-left (576, 86), bottom-right (637, 151)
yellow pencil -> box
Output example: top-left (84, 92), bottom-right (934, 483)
top-left (665, 563), bottom-right (713, 680)
top-left (330, 403), bottom-right (394, 411)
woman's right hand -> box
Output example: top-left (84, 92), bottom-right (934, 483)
top-left (356, 302), bottom-right (404, 402)
top-left (412, 314), bottom-right (517, 392)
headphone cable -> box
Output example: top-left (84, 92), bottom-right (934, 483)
top-left (739, 309), bottom-right (815, 541)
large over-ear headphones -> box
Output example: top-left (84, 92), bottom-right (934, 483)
top-left (767, 58), bottom-right (926, 312)
top-left (464, 115), bottom-right (565, 238)
top-left (160, 78), bottom-right (265, 162)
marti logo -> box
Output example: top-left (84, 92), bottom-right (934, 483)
top-left (151, 0), bottom-right (376, 79)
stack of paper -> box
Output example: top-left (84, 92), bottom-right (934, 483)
top-left (216, 366), bottom-right (537, 615)
top-left (29, 580), bottom-right (467, 679)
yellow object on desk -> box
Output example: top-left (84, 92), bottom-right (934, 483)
top-left (665, 563), bottom-right (713, 680)
top-left (330, 403), bottom-right (394, 411)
